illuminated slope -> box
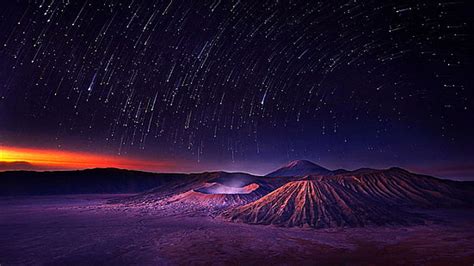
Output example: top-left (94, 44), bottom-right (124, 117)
top-left (224, 168), bottom-right (474, 228)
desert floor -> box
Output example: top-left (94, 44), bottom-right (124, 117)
top-left (1, 195), bottom-right (473, 265)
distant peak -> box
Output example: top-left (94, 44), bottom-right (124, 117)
top-left (286, 160), bottom-right (318, 168)
top-left (266, 159), bottom-right (331, 177)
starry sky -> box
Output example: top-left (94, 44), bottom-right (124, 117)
top-left (0, 0), bottom-right (472, 179)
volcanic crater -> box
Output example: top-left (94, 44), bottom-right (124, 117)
top-left (107, 160), bottom-right (474, 228)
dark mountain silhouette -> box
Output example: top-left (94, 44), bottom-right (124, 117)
top-left (332, 168), bottom-right (350, 175)
top-left (266, 160), bottom-right (332, 177)
top-left (0, 168), bottom-right (187, 195)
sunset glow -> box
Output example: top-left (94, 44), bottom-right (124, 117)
top-left (0, 146), bottom-right (175, 171)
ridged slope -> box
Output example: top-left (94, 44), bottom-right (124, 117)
top-left (224, 168), bottom-right (474, 228)
top-left (337, 168), bottom-right (473, 208)
top-left (223, 180), bottom-right (421, 228)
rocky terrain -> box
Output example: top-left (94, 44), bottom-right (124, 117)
top-left (1, 160), bottom-right (474, 264)
top-left (1, 194), bottom-right (474, 265)
top-left (2, 161), bottom-right (473, 229)
top-left (222, 179), bottom-right (424, 228)
top-left (104, 161), bottom-right (473, 228)
top-left (224, 166), bottom-right (474, 228)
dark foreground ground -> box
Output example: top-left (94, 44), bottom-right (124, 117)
top-left (1, 195), bottom-right (473, 265)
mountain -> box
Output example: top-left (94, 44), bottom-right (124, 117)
top-left (164, 182), bottom-right (270, 210)
top-left (224, 168), bottom-right (474, 228)
top-left (266, 160), bottom-right (332, 177)
top-left (0, 168), bottom-right (274, 197)
top-left (3, 163), bottom-right (473, 229)
top-left (223, 179), bottom-right (422, 228)
top-left (0, 168), bottom-right (188, 196)
top-left (115, 171), bottom-right (277, 209)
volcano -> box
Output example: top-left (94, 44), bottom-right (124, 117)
top-left (223, 179), bottom-right (421, 228)
top-left (266, 160), bottom-right (333, 177)
top-left (10, 163), bottom-right (471, 229)
top-left (166, 182), bottom-right (269, 209)
top-left (114, 171), bottom-right (277, 209)
top-left (224, 168), bottom-right (474, 228)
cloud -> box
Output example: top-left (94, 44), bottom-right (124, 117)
top-left (0, 161), bottom-right (41, 171)
top-left (0, 146), bottom-right (179, 172)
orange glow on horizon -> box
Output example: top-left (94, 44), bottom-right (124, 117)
top-left (0, 146), bottom-right (175, 171)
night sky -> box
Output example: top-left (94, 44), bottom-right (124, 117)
top-left (0, 0), bottom-right (472, 179)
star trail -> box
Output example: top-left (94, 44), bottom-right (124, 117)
top-left (0, 0), bottom-right (472, 178)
